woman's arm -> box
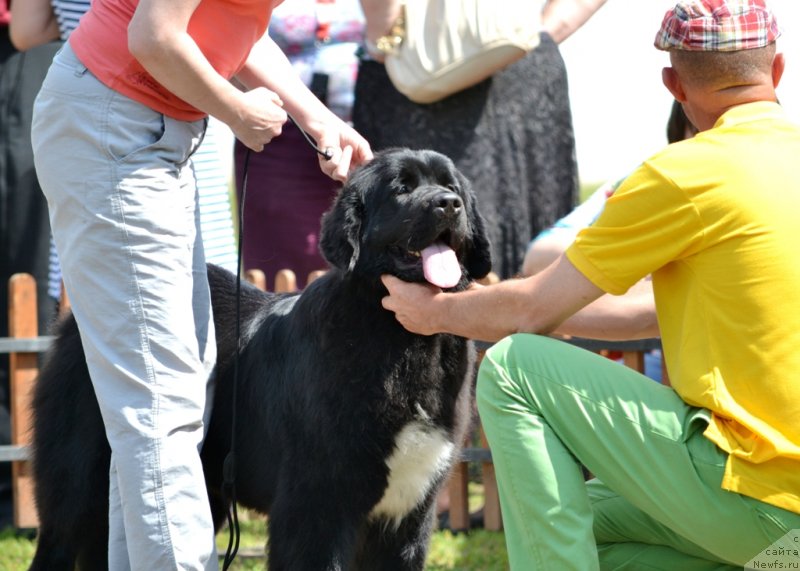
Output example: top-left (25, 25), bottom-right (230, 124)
top-left (360, 0), bottom-right (402, 46)
top-left (235, 33), bottom-right (330, 129)
top-left (9, 0), bottom-right (60, 50)
top-left (128, 0), bottom-right (287, 154)
top-left (236, 34), bottom-right (373, 181)
top-left (129, 0), bottom-right (371, 180)
top-left (541, 0), bottom-right (608, 44)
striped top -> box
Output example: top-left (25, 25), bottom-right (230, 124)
top-left (52, 0), bottom-right (90, 39)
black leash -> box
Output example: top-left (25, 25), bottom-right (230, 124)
top-left (220, 145), bottom-right (248, 570)
top-left (219, 117), bottom-right (332, 569)
top-left (290, 115), bottom-right (336, 161)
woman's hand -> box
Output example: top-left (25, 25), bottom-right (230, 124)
top-left (235, 34), bottom-right (372, 180)
top-left (315, 120), bottom-right (373, 182)
top-left (230, 87), bottom-right (288, 153)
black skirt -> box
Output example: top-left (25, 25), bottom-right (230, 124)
top-left (352, 33), bottom-right (579, 279)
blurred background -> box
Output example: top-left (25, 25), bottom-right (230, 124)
top-left (560, 0), bottom-right (800, 186)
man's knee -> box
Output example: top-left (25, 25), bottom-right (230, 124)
top-left (476, 336), bottom-right (512, 413)
top-left (476, 334), bottom-right (549, 418)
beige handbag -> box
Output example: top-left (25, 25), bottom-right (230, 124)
top-left (376, 0), bottom-right (542, 104)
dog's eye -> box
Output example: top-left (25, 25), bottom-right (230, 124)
top-left (396, 183), bottom-right (411, 194)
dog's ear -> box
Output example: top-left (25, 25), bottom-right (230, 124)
top-left (459, 172), bottom-right (493, 280)
top-left (319, 181), bottom-right (363, 272)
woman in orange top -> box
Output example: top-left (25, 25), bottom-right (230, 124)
top-left (30, 1), bottom-right (372, 568)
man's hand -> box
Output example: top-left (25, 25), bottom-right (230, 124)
top-left (380, 275), bottom-right (445, 336)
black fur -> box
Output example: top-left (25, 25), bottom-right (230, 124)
top-left (28, 148), bottom-right (492, 570)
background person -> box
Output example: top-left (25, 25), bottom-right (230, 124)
top-left (355, 0), bottom-right (608, 279)
top-left (0, 0), bottom-right (60, 530)
top-left (522, 99), bottom-right (698, 277)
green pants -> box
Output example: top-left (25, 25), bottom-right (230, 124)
top-left (476, 334), bottom-right (800, 570)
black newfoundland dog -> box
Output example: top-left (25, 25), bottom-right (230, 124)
top-left (27, 148), bottom-right (492, 570)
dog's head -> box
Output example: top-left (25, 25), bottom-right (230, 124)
top-left (319, 148), bottom-right (492, 288)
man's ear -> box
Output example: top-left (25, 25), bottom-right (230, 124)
top-left (772, 52), bottom-right (785, 88)
top-left (662, 67), bottom-right (687, 102)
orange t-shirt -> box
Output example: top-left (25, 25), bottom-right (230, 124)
top-left (70, 0), bottom-right (276, 121)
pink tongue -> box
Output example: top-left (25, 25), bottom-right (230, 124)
top-left (421, 242), bottom-right (461, 288)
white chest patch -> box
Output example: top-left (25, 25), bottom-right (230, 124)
top-left (370, 418), bottom-right (455, 525)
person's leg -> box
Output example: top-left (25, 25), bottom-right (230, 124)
top-left (476, 335), bottom-right (601, 569)
top-left (589, 431), bottom-right (800, 571)
top-left (32, 43), bottom-right (218, 570)
top-left (107, 458), bottom-right (127, 565)
top-left (588, 481), bottom-right (738, 570)
top-left (476, 334), bottom-right (800, 570)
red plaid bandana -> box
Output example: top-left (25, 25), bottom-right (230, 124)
top-left (654, 0), bottom-right (781, 51)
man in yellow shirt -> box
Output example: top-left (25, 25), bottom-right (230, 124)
top-left (381, 0), bottom-right (800, 568)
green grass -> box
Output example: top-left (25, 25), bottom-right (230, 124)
top-left (212, 508), bottom-right (508, 571)
top-left (0, 528), bottom-right (36, 571)
top-left (0, 495), bottom-right (508, 571)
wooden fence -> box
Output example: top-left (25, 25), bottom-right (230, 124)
top-left (0, 268), bottom-right (324, 528)
top-left (1, 270), bottom-right (663, 532)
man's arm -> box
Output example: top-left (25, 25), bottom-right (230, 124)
top-left (382, 253), bottom-right (658, 343)
top-left (554, 278), bottom-right (659, 340)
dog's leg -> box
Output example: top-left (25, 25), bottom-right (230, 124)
top-left (267, 493), bottom-right (362, 571)
top-left (74, 522), bottom-right (110, 571)
top-left (78, 543), bottom-right (109, 571)
top-left (354, 501), bottom-right (437, 571)
top-left (27, 526), bottom-right (79, 571)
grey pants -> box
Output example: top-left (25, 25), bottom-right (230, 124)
top-left (32, 42), bottom-right (218, 570)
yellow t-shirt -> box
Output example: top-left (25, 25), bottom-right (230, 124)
top-left (567, 101), bottom-right (800, 514)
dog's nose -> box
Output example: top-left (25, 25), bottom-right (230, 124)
top-left (434, 192), bottom-right (463, 217)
